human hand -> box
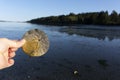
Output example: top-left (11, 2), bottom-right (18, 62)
top-left (0, 38), bottom-right (26, 70)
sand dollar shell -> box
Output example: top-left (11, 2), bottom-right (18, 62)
top-left (22, 29), bottom-right (49, 57)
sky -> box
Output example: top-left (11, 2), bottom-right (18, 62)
top-left (0, 0), bottom-right (119, 21)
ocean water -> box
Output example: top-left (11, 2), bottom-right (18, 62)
top-left (0, 22), bottom-right (120, 80)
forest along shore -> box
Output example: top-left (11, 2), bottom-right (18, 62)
top-left (28, 10), bottom-right (120, 26)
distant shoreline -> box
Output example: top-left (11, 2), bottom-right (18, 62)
top-left (27, 22), bottom-right (120, 27)
top-left (27, 10), bottom-right (120, 26)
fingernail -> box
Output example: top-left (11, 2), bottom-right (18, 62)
top-left (19, 39), bottom-right (25, 42)
top-left (18, 39), bottom-right (26, 45)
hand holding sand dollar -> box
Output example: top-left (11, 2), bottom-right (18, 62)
top-left (22, 29), bottom-right (49, 57)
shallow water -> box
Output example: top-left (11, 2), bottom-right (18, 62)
top-left (0, 22), bottom-right (120, 80)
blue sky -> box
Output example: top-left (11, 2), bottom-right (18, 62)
top-left (0, 0), bottom-right (119, 21)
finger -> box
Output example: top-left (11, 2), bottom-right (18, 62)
top-left (8, 59), bottom-right (14, 67)
top-left (10, 48), bottom-right (18, 52)
top-left (8, 48), bottom-right (17, 53)
top-left (8, 39), bottom-right (26, 48)
top-left (9, 52), bottom-right (16, 58)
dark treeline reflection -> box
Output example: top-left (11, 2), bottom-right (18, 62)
top-left (59, 26), bottom-right (120, 41)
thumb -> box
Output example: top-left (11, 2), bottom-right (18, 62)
top-left (8, 39), bottom-right (26, 48)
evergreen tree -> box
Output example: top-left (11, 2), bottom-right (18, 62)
top-left (110, 10), bottom-right (119, 24)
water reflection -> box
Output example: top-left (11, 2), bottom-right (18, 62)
top-left (0, 23), bottom-right (120, 80)
top-left (59, 26), bottom-right (120, 41)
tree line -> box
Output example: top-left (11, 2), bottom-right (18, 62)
top-left (28, 10), bottom-right (120, 26)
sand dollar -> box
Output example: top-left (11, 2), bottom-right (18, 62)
top-left (22, 29), bottom-right (49, 57)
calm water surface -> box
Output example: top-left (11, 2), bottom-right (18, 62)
top-left (0, 22), bottom-right (120, 80)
